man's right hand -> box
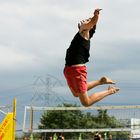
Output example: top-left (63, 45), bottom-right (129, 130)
top-left (94, 8), bottom-right (102, 16)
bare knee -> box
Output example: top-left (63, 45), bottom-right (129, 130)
top-left (78, 92), bottom-right (92, 107)
top-left (79, 94), bottom-right (97, 107)
top-left (81, 101), bottom-right (91, 107)
top-left (81, 99), bottom-right (97, 107)
top-left (79, 96), bottom-right (92, 107)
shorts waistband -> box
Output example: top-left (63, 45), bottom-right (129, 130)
top-left (66, 64), bottom-right (85, 67)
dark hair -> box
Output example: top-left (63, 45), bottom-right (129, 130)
top-left (94, 132), bottom-right (101, 140)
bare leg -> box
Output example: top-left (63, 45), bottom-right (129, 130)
top-left (87, 80), bottom-right (100, 91)
top-left (78, 86), bottom-right (119, 107)
top-left (87, 76), bottom-right (115, 91)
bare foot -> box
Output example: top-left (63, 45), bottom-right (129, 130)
top-left (100, 76), bottom-right (116, 85)
top-left (108, 86), bottom-right (120, 94)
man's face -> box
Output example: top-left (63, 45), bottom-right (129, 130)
top-left (78, 18), bottom-right (91, 28)
top-left (81, 18), bottom-right (91, 24)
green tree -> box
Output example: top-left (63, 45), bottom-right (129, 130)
top-left (38, 104), bottom-right (87, 139)
top-left (38, 104), bottom-right (129, 139)
top-left (96, 109), bottom-right (124, 128)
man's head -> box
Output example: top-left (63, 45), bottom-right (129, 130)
top-left (78, 18), bottom-right (96, 39)
top-left (78, 18), bottom-right (92, 29)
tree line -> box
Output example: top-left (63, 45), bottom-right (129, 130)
top-left (37, 103), bottom-right (129, 139)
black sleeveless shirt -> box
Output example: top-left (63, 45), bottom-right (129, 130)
top-left (65, 32), bottom-right (90, 66)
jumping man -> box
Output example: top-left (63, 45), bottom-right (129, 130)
top-left (64, 8), bottom-right (120, 107)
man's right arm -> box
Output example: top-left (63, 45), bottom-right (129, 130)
top-left (80, 8), bottom-right (102, 31)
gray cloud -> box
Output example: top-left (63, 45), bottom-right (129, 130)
top-left (0, 0), bottom-right (140, 131)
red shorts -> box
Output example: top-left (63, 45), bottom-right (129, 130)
top-left (64, 65), bottom-right (87, 95)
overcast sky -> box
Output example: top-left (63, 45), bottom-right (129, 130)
top-left (0, 0), bottom-right (140, 130)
